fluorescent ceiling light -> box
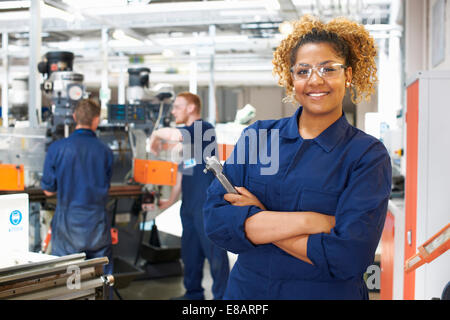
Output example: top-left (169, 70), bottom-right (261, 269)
top-left (0, 1), bottom-right (30, 10)
top-left (241, 22), bottom-right (279, 29)
top-left (279, 21), bottom-right (293, 35)
top-left (264, 0), bottom-right (280, 13)
top-left (214, 35), bottom-right (249, 43)
top-left (154, 35), bottom-right (249, 47)
top-left (219, 9), bottom-right (271, 17)
top-left (0, 11), bottom-right (29, 21)
top-left (71, 0), bottom-right (271, 15)
top-left (42, 4), bottom-right (76, 22)
top-left (162, 49), bottom-right (174, 58)
top-left (216, 64), bottom-right (273, 72)
top-left (5, 44), bottom-right (30, 53)
top-left (13, 32), bottom-right (50, 39)
top-left (62, 0), bottom-right (128, 9)
top-left (111, 29), bottom-right (143, 45)
top-left (44, 41), bottom-right (84, 50)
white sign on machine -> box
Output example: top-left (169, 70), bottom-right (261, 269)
top-left (0, 193), bottom-right (29, 254)
top-left (0, 193), bottom-right (58, 268)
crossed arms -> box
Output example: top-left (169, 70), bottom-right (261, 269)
top-left (224, 186), bottom-right (335, 265)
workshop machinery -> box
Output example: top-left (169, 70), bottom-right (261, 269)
top-left (0, 193), bottom-right (113, 300)
top-left (0, 253), bottom-right (113, 300)
top-left (9, 77), bottom-right (29, 122)
top-left (103, 65), bottom-right (183, 281)
top-left (38, 51), bottom-right (87, 145)
top-left (1, 53), bottom-right (183, 296)
top-left (0, 51), bottom-right (83, 191)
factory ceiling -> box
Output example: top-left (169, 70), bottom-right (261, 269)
top-left (0, 0), bottom-right (401, 86)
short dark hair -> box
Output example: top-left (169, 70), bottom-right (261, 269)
top-left (73, 99), bottom-right (100, 126)
top-left (177, 92), bottom-right (201, 114)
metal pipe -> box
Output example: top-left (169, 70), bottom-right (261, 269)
top-left (208, 25), bottom-right (216, 125)
top-left (2, 32), bottom-right (8, 128)
top-left (100, 27), bottom-right (109, 118)
top-left (28, 0), bottom-right (41, 128)
top-left (118, 53), bottom-right (126, 104)
top-left (189, 47), bottom-right (198, 94)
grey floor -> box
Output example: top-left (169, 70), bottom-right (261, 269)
top-left (112, 258), bottom-right (380, 300)
top-left (110, 199), bottom-right (238, 300)
top-left (113, 260), bottom-right (214, 300)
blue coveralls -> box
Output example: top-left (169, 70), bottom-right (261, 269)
top-left (178, 120), bottom-right (230, 300)
top-left (41, 129), bottom-right (114, 275)
top-left (203, 107), bottom-right (392, 299)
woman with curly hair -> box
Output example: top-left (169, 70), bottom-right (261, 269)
top-left (203, 15), bottom-right (392, 299)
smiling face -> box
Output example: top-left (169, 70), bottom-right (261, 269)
top-left (292, 42), bottom-right (352, 118)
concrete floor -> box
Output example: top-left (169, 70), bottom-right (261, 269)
top-left (113, 260), bottom-right (215, 300)
top-left (112, 256), bottom-right (380, 300)
top-left (112, 200), bottom-right (230, 300)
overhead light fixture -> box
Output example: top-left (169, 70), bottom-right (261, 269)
top-left (113, 29), bottom-right (126, 39)
top-left (279, 21), bottom-right (293, 36)
top-left (62, 0), bottom-right (150, 10)
top-left (42, 3), bottom-right (76, 22)
top-left (13, 32), bottom-right (50, 39)
top-left (0, 11), bottom-right (29, 21)
top-left (162, 49), bottom-right (174, 58)
top-left (112, 29), bottom-right (143, 45)
top-left (63, 0), bottom-right (126, 9)
top-left (127, 0), bottom-right (151, 4)
top-left (0, 1), bottom-right (30, 10)
top-left (219, 9), bottom-right (270, 17)
top-left (264, 0), bottom-right (280, 13)
top-left (214, 35), bottom-right (249, 44)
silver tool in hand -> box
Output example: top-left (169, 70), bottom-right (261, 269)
top-left (204, 156), bottom-right (238, 194)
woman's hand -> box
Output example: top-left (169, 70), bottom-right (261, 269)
top-left (322, 214), bottom-right (336, 234)
top-left (224, 186), bottom-right (266, 211)
top-left (305, 212), bottom-right (336, 234)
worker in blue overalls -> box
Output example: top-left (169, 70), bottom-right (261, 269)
top-left (42, 99), bottom-right (114, 276)
top-left (203, 15), bottom-right (392, 299)
top-left (148, 92), bottom-right (229, 300)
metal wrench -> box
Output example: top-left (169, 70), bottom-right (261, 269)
top-left (204, 156), bottom-right (238, 194)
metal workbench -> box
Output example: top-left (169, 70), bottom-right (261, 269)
top-left (0, 253), bottom-right (113, 300)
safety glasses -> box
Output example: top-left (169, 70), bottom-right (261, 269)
top-left (290, 63), bottom-right (347, 81)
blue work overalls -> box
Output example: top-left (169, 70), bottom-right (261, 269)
top-left (203, 107), bottom-right (392, 299)
top-left (41, 129), bottom-right (114, 275)
top-left (178, 120), bottom-right (230, 300)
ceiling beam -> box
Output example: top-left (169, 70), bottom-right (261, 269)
top-left (0, 1), bottom-right (282, 33)
top-left (43, 0), bottom-right (156, 45)
top-left (277, 0), bottom-right (301, 20)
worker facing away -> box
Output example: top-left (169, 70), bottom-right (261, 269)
top-left (41, 98), bottom-right (114, 276)
top-left (147, 92), bottom-right (230, 300)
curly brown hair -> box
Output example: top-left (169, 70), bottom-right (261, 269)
top-left (273, 15), bottom-right (378, 105)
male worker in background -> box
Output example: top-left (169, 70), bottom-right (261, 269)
top-left (41, 99), bottom-right (114, 276)
top-left (147, 92), bottom-right (229, 300)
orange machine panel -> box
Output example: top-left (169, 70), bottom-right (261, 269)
top-left (380, 210), bottom-right (395, 300)
top-left (0, 164), bottom-right (24, 191)
top-left (404, 80), bottom-right (419, 300)
top-left (133, 159), bottom-right (178, 186)
top-left (218, 144), bottom-right (235, 162)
